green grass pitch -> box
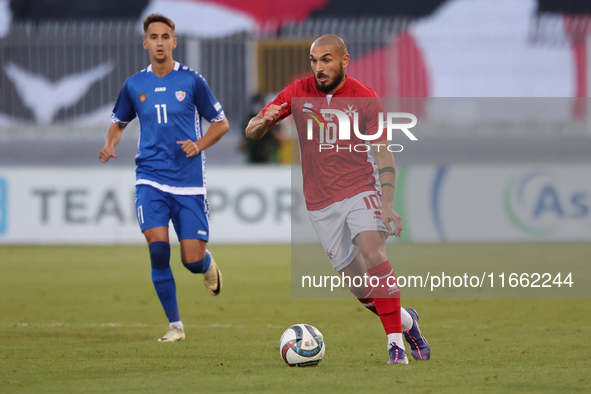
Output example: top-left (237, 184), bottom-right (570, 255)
top-left (0, 244), bottom-right (590, 393)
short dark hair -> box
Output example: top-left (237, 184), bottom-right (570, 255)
top-left (143, 13), bottom-right (175, 33)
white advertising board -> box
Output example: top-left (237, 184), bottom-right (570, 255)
top-left (0, 164), bottom-right (589, 245)
top-left (0, 166), bottom-right (294, 244)
top-left (401, 164), bottom-right (591, 243)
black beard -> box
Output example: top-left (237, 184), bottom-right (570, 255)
top-left (315, 67), bottom-right (345, 94)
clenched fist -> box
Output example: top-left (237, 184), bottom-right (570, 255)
top-left (262, 102), bottom-right (287, 125)
top-left (99, 146), bottom-right (117, 163)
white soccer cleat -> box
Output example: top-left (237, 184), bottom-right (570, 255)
top-left (203, 253), bottom-right (222, 296)
top-left (158, 325), bottom-right (185, 342)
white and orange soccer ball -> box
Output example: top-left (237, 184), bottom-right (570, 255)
top-left (279, 324), bottom-right (325, 367)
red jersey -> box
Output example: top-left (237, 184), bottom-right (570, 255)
top-left (262, 75), bottom-right (386, 211)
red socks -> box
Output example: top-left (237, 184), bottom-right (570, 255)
top-left (366, 261), bottom-right (401, 334)
top-left (357, 285), bottom-right (378, 315)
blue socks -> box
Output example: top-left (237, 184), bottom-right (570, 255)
top-left (183, 251), bottom-right (212, 274)
top-left (149, 242), bottom-right (180, 323)
top-left (150, 243), bottom-right (211, 323)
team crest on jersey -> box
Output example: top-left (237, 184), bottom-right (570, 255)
top-left (139, 93), bottom-right (147, 104)
top-left (175, 91), bottom-right (186, 101)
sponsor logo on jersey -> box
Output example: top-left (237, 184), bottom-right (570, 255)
top-left (0, 178), bottom-right (7, 236)
top-left (154, 87), bottom-right (166, 92)
top-left (176, 91), bottom-right (186, 101)
top-left (139, 93), bottom-right (147, 104)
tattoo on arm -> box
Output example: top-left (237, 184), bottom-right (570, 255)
top-left (382, 183), bottom-right (395, 189)
top-left (379, 167), bottom-right (395, 175)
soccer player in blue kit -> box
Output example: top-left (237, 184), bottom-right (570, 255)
top-left (99, 14), bottom-right (228, 342)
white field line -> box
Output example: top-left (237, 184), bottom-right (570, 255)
top-left (2, 323), bottom-right (286, 329)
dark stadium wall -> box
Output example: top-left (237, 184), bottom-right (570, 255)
top-left (310, 0), bottom-right (448, 18)
top-left (8, 0), bottom-right (445, 22)
top-left (1, 0), bottom-right (589, 124)
top-left (8, 0), bottom-right (591, 23)
top-left (10, 0), bottom-right (150, 21)
top-left (538, 0), bottom-right (591, 14)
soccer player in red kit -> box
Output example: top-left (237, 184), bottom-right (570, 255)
top-left (246, 34), bottom-right (429, 364)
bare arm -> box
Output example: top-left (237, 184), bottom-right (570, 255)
top-left (372, 140), bottom-right (403, 237)
top-left (176, 118), bottom-right (230, 157)
top-left (245, 102), bottom-right (287, 140)
top-left (99, 122), bottom-right (126, 163)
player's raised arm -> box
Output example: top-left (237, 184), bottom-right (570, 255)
top-left (245, 102), bottom-right (287, 140)
top-left (372, 140), bottom-right (403, 237)
top-left (99, 122), bottom-right (126, 163)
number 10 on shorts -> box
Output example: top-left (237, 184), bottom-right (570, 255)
top-left (363, 194), bottom-right (381, 210)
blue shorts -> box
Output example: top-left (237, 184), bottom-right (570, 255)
top-left (135, 185), bottom-right (210, 242)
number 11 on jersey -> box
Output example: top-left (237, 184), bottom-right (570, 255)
top-left (155, 104), bottom-right (168, 124)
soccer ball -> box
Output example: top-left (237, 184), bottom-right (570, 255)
top-left (279, 324), bottom-right (325, 367)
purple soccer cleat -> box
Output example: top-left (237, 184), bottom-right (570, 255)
top-left (387, 343), bottom-right (409, 365)
top-left (403, 308), bottom-right (430, 360)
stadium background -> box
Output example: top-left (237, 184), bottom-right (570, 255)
top-left (1, 0), bottom-right (590, 245)
top-left (0, 0), bottom-right (590, 392)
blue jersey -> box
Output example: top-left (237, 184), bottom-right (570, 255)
top-left (111, 61), bottom-right (224, 195)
